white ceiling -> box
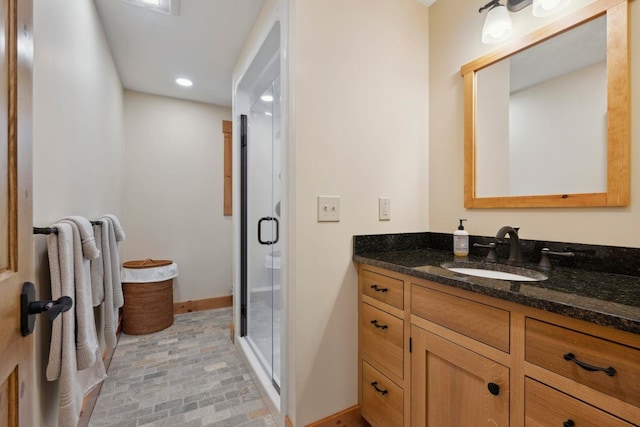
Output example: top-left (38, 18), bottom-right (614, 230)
top-left (94, 0), bottom-right (266, 107)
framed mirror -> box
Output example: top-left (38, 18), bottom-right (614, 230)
top-left (460, 0), bottom-right (629, 208)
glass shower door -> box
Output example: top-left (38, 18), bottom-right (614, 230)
top-left (242, 76), bottom-right (281, 391)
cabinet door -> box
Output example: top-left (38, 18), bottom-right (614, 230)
top-left (411, 325), bottom-right (509, 426)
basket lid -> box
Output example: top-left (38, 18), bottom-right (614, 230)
top-left (123, 259), bottom-right (173, 269)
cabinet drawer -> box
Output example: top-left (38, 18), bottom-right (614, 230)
top-left (525, 318), bottom-right (640, 407)
top-left (361, 268), bottom-right (404, 310)
top-left (362, 361), bottom-right (403, 427)
top-left (361, 302), bottom-right (403, 379)
top-left (411, 284), bottom-right (510, 353)
top-left (525, 378), bottom-right (634, 427)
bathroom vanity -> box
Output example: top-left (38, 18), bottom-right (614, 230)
top-left (355, 233), bottom-right (640, 427)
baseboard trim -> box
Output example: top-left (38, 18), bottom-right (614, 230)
top-left (303, 405), bottom-right (367, 427)
top-left (173, 295), bottom-right (233, 314)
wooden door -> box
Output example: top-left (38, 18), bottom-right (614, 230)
top-left (0, 0), bottom-right (33, 425)
top-left (411, 325), bottom-right (509, 426)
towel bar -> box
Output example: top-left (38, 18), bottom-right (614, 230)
top-left (33, 226), bottom-right (57, 235)
top-left (33, 221), bottom-right (102, 235)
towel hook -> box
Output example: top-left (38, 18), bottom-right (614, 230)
top-left (20, 282), bottom-right (73, 336)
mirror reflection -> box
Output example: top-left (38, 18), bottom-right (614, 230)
top-left (475, 16), bottom-right (607, 198)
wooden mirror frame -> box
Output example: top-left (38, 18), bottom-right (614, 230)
top-left (460, 0), bottom-right (629, 208)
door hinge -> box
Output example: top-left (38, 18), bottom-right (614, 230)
top-left (409, 337), bottom-right (412, 353)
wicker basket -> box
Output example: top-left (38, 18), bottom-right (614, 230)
top-left (122, 259), bottom-right (175, 335)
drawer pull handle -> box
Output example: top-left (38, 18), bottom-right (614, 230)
top-left (370, 381), bottom-right (388, 395)
top-left (487, 382), bottom-right (500, 396)
top-left (370, 320), bottom-right (388, 330)
top-left (370, 284), bottom-right (388, 293)
top-left (563, 353), bottom-right (616, 377)
top-left (563, 420), bottom-right (575, 427)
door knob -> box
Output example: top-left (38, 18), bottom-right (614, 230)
top-left (487, 382), bottom-right (500, 396)
top-left (20, 282), bottom-right (73, 336)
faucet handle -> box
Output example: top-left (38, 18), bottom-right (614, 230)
top-left (473, 242), bottom-right (498, 262)
top-left (539, 248), bottom-right (575, 270)
top-left (513, 226), bottom-right (520, 233)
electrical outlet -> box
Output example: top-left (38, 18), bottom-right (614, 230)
top-left (318, 196), bottom-right (340, 222)
top-left (379, 197), bottom-right (391, 221)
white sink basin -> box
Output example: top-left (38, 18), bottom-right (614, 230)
top-left (440, 262), bottom-right (547, 282)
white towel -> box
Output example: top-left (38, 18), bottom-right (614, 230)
top-left (100, 215), bottom-right (125, 308)
top-left (96, 215), bottom-right (125, 348)
top-left (89, 223), bottom-right (105, 306)
top-left (102, 213), bottom-right (126, 242)
top-left (46, 223), bottom-right (106, 427)
top-left (60, 218), bottom-right (100, 369)
top-left (97, 219), bottom-right (117, 348)
top-left (61, 215), bottom-right (100, 259)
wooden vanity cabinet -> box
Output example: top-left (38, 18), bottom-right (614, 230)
top-left (358, 265), bottom-right (410, 427)
top-left (357, 263), bottom-right (640, 427)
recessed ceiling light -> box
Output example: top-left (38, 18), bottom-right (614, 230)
top-left (265, 112), bottom-right (273, 116)
top-left (261, 95), bottom-right (274, 102)
top-left (175, 77), bottom-right (193, 87)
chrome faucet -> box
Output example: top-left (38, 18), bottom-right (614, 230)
top-left (495, 226), bottom-right (524, 264)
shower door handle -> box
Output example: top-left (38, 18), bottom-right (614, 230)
top-left (258, 217), bottom-right (279, 245)
top-left (272, 217), bottom-right (279, 244)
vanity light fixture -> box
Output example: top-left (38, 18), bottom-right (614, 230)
top-left (532, 0), bottom-right (572, 16)
top-left (479, 0), bottom-right (573, 44)
top-left (479, 0), bottom-right (513, 44)
top-left (175, 77), bottom-right (193, 87)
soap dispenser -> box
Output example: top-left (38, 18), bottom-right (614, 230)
top-left (453, 219), bottom-right (469, 256)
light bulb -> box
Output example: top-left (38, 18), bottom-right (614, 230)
top-left (482, 5), bottom-right (512, 44)
top-left (532, 0), bottom-right (572, 17)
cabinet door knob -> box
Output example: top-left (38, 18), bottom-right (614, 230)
top-left (370, 381), bottom-right (388, 395)
top-left (563, 420), bottom-right (575, 427)
top-left (563, 353), bottom-right (616, 377)
top-left (487, 382), bottom-right (500, 396)
top-left (370, 284), bottom-right (388, 293)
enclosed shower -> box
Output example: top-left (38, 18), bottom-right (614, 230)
top-left (235, 21), bottom-right (283, 411)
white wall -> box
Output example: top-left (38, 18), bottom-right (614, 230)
top-left (291, 0), bottom-right (429, 424)
top-left (122, 90), bottom-right (232, 302)
top-left (32, 0), bottom-right (123, 424)
top-left (429, 0), bottom-right (640, 246)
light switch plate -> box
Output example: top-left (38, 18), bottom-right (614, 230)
top-left (318, 196), bottom-right (340, 222)
top-left (379, 197), bottom-right (391, 221)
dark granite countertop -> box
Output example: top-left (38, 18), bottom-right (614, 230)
top-left (354, 243), bottom-right (640, 335)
